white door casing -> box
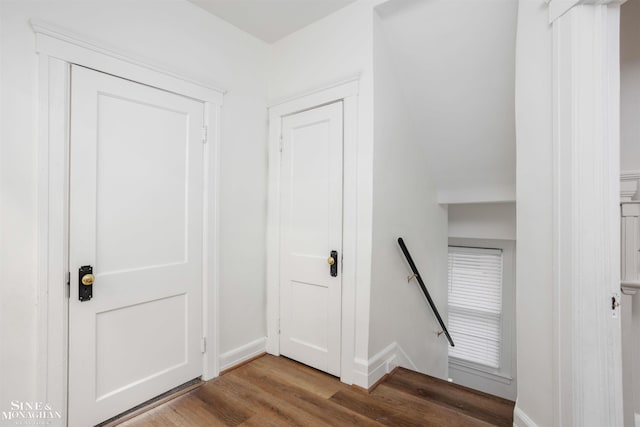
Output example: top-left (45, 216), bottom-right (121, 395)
top-left (68, 65), bottom-right (205, 426)
top-left (266, 78), bottom-right (359, 386)
top-left (279, 102), bottom-right (344, 376)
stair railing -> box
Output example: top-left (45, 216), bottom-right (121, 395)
top-left (397, 237), bottom-right (455, 347)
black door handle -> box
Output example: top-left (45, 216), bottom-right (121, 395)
top-left (79, 265), bottom-right (94, 301)
top-left (329, 250), bottom-right (338, 277)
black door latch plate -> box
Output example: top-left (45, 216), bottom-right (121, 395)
top-left (79, 265), bottom-right (93, 302)
top-left (330, 250), bottom-right (338, 277)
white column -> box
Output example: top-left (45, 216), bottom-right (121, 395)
top-left (552, 2), bottom-right (624, 426)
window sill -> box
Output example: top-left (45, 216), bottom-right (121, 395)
top-left (448, 358), bottom-right (513, 385)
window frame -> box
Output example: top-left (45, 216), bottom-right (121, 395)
top-left (447, 238), bottom-right (516, 385)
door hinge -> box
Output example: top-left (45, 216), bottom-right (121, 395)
top-left (278, 319), bottom-right (281, 335)
top-left (201, 337), bottom-right (207, 353)
top-left (66, 272), bottom-right (71, 298)
top-left (279, 135), bottom-right (283, 153)
top-left (201, 126), bottom-right (208, 144)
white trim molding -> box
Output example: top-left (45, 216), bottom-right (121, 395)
top-left (621, 170), bottom-right (640, 201)
top-left (36, 56), bottom-right (71, 422)
top-left (437, 186), bottom-right (516, 205)
top-left (30, 19), bottom-right (225, 103)
top-left (33, 20), bottom-right (224, 424)
top-left (268, 75), bottom-right (360, 112)
top-left (352, 342), bottom-right (417, 389)
top-left (621, 170), bottom-right (640, 181)
top-left (513, 404), bottom-right (540, 427)
top-left (218, 338), bottom-right (267, 372)
top-left (549, 0), bottom-right (582, 23)
top-left (266, 77), bottom-right (360, 386)
top-left (552, 2), bottom-right (624, 425)
top-left (548, 0), bottom-right (625, 23)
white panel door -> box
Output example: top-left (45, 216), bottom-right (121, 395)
top-left (68, 65), bottom-right (205, 427)
top-left (279, 102), bottom-right (343, 376)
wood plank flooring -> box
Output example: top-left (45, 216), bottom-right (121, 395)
top-left (118, 355), bottom-right (514, 427)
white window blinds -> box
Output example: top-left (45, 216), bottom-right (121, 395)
top-left (448, 246), bottom-right (503, 369)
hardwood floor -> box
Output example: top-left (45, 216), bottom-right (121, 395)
top-left (118, 355), bottom-right (514, 427)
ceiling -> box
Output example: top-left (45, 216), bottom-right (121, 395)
top-left (378, 0), bottom-right (518, 203)
top-left (187, 0), bottom-right (357, 43)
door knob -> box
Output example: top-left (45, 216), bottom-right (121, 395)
top-left (81, 274), bottom-right (95, 286)
top-left (327, 256), bottom-right (335, 265)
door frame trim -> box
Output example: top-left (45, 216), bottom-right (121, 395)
top-left (266, 77), bottom-right (359, 384)
top-left (32, 20), bottom-right (223, 425)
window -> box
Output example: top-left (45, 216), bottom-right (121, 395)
top-left (448, 246), bottom-right (503, 369)
top-left (446, 238), bottom-right (515, 400)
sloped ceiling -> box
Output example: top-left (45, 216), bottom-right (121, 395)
top-left (377, 0), bottom-right (518, 203)
top-left (187, 0), bottom-right (357, 43)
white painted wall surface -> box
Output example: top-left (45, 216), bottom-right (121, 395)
top-left (367, 13), bottom-right (449, 379)
top-left (268, 0), bottom-right (378, 366)
top-left (0, 0), bottom-right (269, 409)
top-left (374, 0), bottom-right (518, 205)
top-left (269, 0), bottom-right (376, 103)
top-left (448, 203), bottom-right (516, 241)
top-left (621, 0), bottom-right (640, 173)
top-left (513, 1), bottom-right (554, 425)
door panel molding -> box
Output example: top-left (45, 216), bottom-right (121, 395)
top-left (267, 78), bottom-right (359, 385)
top-left (33, 23), bottom-right (223, 426)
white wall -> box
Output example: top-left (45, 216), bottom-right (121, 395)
top-left (621, 0), bottom-right (640, 173)
top-left (448, 202), bottom-right (516, 241)
top-left (268, 0), bottom-right (377, 367)
top-left (513, 1), bottom-right (555, 426)
top-left (368, 12), bottom-right (449, 379)
top-left (0, 0), bottom-right (269, 411)
top-left (373, 0), bottom-right (518, 205)
top-left (1, 1), bottom-right (39, 409)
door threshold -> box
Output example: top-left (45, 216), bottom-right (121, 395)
top-left (96, 378), bottom-right (203, 427)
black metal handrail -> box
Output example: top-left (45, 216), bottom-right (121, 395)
top-left (397, 237), bottom-right (455, 347)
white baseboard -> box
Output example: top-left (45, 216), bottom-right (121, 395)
top-left (218, 337), bottom-right (267, 372)
top-left (352, 342), bottom-right (417, 389)
top-left (635, 412), bottom-right (640, 427)
top-left (513, 404), bottom-right (539, 427)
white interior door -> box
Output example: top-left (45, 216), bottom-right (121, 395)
top-left (68, 65), bottom-right (205, 427)
top-left (279, 102), bottom-right (343, 376)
